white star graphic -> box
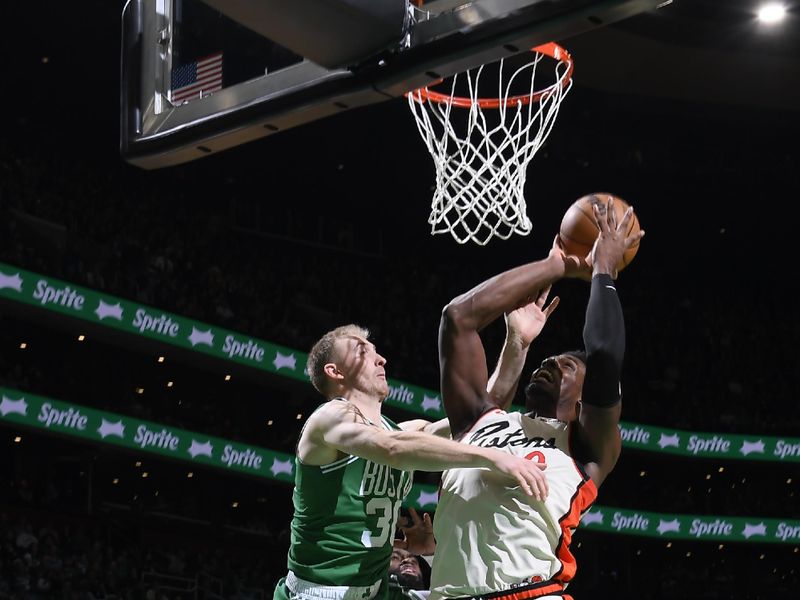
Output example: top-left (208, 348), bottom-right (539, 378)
top-left (187, 439), bottom-right (214, 458)
top-left (94, 300), bottom-right (124, 321)
top-left (187, 327), bottom-right (215, 347)
top-left (97, 418), bottom-right (126, 439)
top-left (270, 458), bottom-right (294, 476)
top-left (0, 271), bottom-right (23, 292)
top-left (272, 352), bottom-right (297, 371)
top-left (0, 396), bottom-right (29, 417)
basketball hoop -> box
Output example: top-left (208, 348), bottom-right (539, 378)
top-left (406, 43), bottom-right (574, 245)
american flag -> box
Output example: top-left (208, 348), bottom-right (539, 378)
top-left (170, 52), bottom-right (224, 104)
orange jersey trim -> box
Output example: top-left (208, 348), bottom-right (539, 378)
top-left (461, 578), bottom-right (567, 600)
top-left (553, 477), bottom-right (598, 584)
top-left (485, 583), bottom-right (564, 600)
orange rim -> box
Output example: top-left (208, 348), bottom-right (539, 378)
top-left (407, 42), bottom-right (573, 109)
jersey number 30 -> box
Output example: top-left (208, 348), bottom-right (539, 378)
top-left (361, 497), bottom-right (402, 547)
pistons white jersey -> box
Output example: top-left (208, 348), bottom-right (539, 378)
top-left (429, 409), bottom-right (597, 600)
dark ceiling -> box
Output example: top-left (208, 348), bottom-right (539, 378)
top-left (565, 0), bottom-right (800, 111)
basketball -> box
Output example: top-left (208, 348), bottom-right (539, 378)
top-left (558, 193), bottom-right (641, 271)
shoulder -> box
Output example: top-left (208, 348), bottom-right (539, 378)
top-left (301, 399), bottom-right (352, 438)
top-left (298, 399), bottom-right (355, 464)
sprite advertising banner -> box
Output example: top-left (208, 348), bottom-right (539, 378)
top-left (0, 385), bottom-right (430, 510)
top-left (577, 505), bottom-right (800, 545)
top-left (2, 386), bottom-right (799, 544)
top-left (2, 263), bottom-right (799, 464)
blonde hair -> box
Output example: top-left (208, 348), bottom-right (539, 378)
top-left (308, 324), bottom-right (370, 396)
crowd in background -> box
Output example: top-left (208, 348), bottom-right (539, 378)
top-left (1, 432), bottom-right (797, 600)
top-left (2, 83), bottom-right (800, 599)
top-left (1, 132), bottom-right (798, 437)
top-left (0, 506), bottom-right (276, 600)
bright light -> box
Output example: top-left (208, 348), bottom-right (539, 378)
top-left (224, 374), bottom-right (231, 381)
top-left (758, 3), bottom-right (786, 23)
top-left (19, 342), bottom-right (27, 349)
top-left (77, 334), bottom-right (85, 341)
top-left (13, 436), bottom-right (22, 443)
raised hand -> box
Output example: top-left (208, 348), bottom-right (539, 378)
top-left (394, 507), bottom-right (435, 556)
top-left (589, 197), bottom-right (645, 278)
top-left (506, 286), bottom-right (560, 348)
top-left (551, 234), bottom-right (592, 281)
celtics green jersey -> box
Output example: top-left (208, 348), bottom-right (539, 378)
top-left (288, 411), bottom-right (414, 590)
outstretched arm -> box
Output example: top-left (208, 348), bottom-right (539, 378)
top-left (398, 417), bottom-right (451, 438)
top-left (575, 200), bottom-right (645, 487)
top-left (439, 241), bottom-right (580, 440)
top-left (304, 401), bottom-right (549, 499)
top-left (487, 287), bottom-right (560, 410)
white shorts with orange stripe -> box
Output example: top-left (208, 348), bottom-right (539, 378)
top-left (437, 577), bottom-right (572, 600)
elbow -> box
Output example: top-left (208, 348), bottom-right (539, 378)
top-left (441, 298), bottom-right (476, 333)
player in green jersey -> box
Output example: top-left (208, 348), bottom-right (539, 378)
top-left (274, 324), bottom-right (549, 600)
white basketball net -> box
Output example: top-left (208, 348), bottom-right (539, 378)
top-left (407, 45), bottom-right (573, 245)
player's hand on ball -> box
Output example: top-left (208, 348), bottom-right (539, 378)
top-left (552, 235), bottom-right (592, 280)
top-left (589, 200), bottom-right (645, 279)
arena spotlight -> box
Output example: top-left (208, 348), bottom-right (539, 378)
top-left (757, 3), bottom-right (787, 23)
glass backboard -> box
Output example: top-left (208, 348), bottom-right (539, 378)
top-left (121, 0), bottom-right (666, 169)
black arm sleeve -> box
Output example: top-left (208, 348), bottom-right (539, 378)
top-left (581, 273), bottom-right (625, 407)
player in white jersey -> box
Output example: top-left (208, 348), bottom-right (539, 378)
top-left (431, 200), bottom-right (644, 600)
